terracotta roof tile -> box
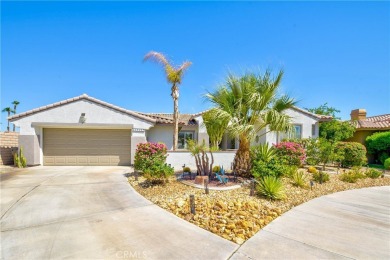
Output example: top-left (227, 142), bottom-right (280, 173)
top-left (352, 114), bottom-right (390, 130)
top-left (137, 113), bottom-right (198, 125)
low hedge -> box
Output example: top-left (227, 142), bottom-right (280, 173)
top-left (336, 142), bottom-right (367, 168)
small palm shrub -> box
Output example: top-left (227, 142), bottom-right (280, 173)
top-left (256, 176), bottom-right (286, 200)
top-left (312, 171), bottom-right (330, 184)
top-left (212, 165), bottom-right (221, 173)
top-left (292, 170), bottom-right (308, 188)
top-left (308, 166), bottom-right (317, 174)
top-left (365, 168), bottom-right (382, 179)
top-left (384, 158), bottom-right (390, 170)
top-left (339, 167), bottom-right (366, 183)
top-left (183, 167), bottom-right (191, 173)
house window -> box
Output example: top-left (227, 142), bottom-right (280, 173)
top-left (178, 131), bottom-right (194, 149)
top-left (312, 124), bottom-right (316, 136)
top-left (292, 124), bottom-right (302, 139)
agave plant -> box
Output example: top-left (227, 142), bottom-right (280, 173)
top-left (257, 176), bottom-right (286, 200)
top-left (251, 143), bottom-right (277, 163)
top-left (291, 170), bottom-right (308, 188)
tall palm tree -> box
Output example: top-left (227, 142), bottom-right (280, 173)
top-left (144, 51), bottom-right (192, 150)
top-left (2, 107), bottom-right (14, 132)
top-left (205, 70), bottom-right (296, 176)
top-left (12, 100), bottom-right (20, 131)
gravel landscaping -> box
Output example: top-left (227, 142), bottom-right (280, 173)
top-left (128, 169), bottom-right (390, 245)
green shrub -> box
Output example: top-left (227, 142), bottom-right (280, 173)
top-left (365, 168), bottom-right (382, 179)
top-left (384, 158), bottom-right (390, 170)
top-left (252, 158), bottom-right (287, 179)
top-left (291, 170), bottom-right (308, 188)
top-left (183, 167), bottom-right (191, 173)
top-left (312, 171), bottom-right (330, 184)
top-left (143, 163), bottom-right (174, 181)
top-left (308, 166), bottom-right (317, 174)
top-left (339, 167), bottom-right (366, 183)
top-left (366, 131), bottom-right (390, 162)
top-left (379, 153), bottom-right (390, 165)
top-left (336, 142), bottom-right (367, 167)
top-left (212, 165), bottom-right (221, 173)
top-left (256, 176), bottom-right (285, 200)
top-left (304, 138), bottom-right (321, 165)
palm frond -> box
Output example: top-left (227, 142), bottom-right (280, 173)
top-left (178, 61), bottom-right (192, 72)
top-left (143, 51), bottom-right (169, 66)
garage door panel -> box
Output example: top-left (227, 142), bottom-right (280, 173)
top-left (43, 128), bottom-right (131, 166)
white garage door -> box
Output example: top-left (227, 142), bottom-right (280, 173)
top-left (43, 128), bottom-right (131, 166)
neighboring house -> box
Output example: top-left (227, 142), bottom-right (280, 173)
top-left (9, 94), bottom-right (329, 166)
top-left (346, 109), bottom-right (390, 162)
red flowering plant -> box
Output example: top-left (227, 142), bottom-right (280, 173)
top-left (273, 141), bottom-right (306, 166)
top-left (134, 142), bottom-right (173, 180)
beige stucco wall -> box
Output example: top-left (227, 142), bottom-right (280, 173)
top-left (263, 108), bottom-right (319, 145)
top-left (147, 124), bottom-right (199, 150)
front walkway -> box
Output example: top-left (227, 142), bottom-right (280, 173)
top-left (231, 186), bottom-right (390, 259)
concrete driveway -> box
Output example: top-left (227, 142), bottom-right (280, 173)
top-left (0, 166), bottom-right (238, 259)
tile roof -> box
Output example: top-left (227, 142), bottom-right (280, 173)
top-left (8, 94), bottom-right (331, 126)
top-left (137, 113), bottom-right (198, 126)
top-left (352, 114), bottom-right (390, 130)
top-left (192, 106), bottom-right (333, 121)
top-left (290, 106), bottom-right (333, 121)
top-left (8, 94), bottom-right (156, 123)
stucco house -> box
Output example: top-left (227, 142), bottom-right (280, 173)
top-left (9, 94), bottom-right (330, 166)
top-left (346, 109), bottom-right (390, 163)
top-left (347, 109), bottom-right (390, 145)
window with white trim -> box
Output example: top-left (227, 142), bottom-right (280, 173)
top-left (178, 131), bottom-right (194, 149)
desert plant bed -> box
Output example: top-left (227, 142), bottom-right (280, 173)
top-left (128, 170), bottom-right (390, 245)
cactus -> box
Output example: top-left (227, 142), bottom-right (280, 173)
top-left (13, 146), bottom-right (27, 168)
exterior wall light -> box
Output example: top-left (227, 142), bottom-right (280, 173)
top-left (79, 113), bottom-right (86, 124)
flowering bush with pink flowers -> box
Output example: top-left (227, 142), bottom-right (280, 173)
top-left (134, 142), bottom-right (168, 172)
top-left (273, 141), bottom-right (306, 166)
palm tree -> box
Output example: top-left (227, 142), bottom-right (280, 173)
top-left (12, 100), bottom-right (20, 131)
top-left (202, 109), bottom-right (229, 149)
top-left (144, 51), bottom-right (192, 150)
top-left (2, 107), bottom-right (14, 132)
top-left (205, 70), bottom-right (296, 176)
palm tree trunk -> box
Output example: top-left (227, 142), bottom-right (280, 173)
top-left (172, 85), bottom-right (179, 151)
top-left (13, 106), bottom-right (17, 132)
top-left (233, 136), bottom-right (251, 177)
top-left (7, 111), bottom-right (10, 132)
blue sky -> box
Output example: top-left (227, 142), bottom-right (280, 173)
top-left (1, 1), bottom-right (389, 130)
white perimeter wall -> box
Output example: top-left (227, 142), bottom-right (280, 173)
top-left (166, 151), bottom-right (236, 171)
